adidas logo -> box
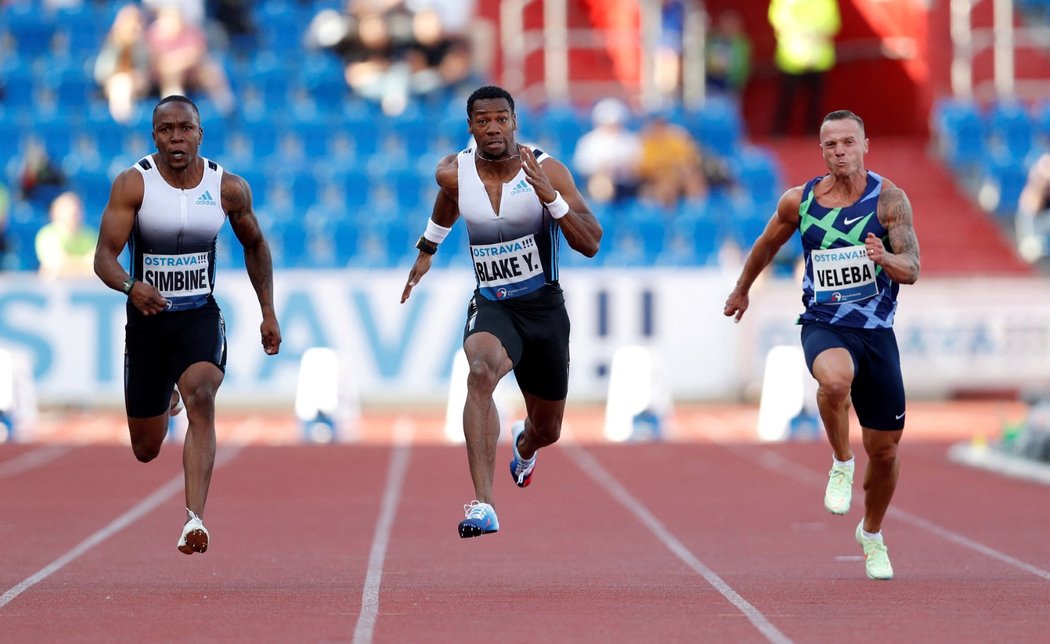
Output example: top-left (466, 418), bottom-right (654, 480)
top-left (509, 179), bottom-right (531, 195)
top-left (195, 190), bottom-right (217, 206)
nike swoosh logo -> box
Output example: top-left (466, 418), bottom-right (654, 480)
top-left (895, 412), bottom-right (905, 420)
top-left (843, 215), bottom-right (866, 225)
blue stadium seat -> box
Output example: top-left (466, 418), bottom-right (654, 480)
top-left (5, 4), bottom-right (56, 60)
top-left (988, 100), bottom-right (1034, 157)
top-left (933, 98), bottom-right (987, 171)
top-left (980, 153), bottom-right (1030, 217)
top-left (732, 148), bottom-right (782, 204)
top-left (690, 96), bottom-right (743, 158)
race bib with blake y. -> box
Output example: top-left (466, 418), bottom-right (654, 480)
top-left (471, 234), bottom-right (546, 300)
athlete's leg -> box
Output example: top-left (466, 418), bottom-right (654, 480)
top-left (178, 361), bottom-right (225, 518)
top-left (517, 392), bottom-right (565, 460)
top-left (127, 415), bottom-right (170, 463)
top-left (810, 348), bottom-right (855, 462)
top-left (462, 332), bottom-right (514, 505)
top-left (859, 427), bottom-right (902, 533)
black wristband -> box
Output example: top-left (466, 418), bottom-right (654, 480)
top-left (415, 236), bottom-right (438, 255)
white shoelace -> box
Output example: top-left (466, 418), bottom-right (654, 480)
top-left (463, 501), bottom-right (489, 519)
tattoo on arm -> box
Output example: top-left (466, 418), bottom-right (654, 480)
top-left (880, 187), bottom-right (921, 280)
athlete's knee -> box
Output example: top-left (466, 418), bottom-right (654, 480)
top-left (181, 381), bottom-right (218, 411)
top-left (465, 359), bottom-right (500, 396)
top-left (865, 440), bottom-right (898, 468)
top-left (816, 375), bottom-right (852, 404)
top-left (131, 439), bottom-right (162, 463)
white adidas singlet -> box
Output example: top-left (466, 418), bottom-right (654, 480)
top-left (131, 156), bottom-right (226, 312)
top-left (457, 147), bottom-right (561, 300)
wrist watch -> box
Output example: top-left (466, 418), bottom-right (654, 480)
top-left (122, 277), bottom-right (136, 295)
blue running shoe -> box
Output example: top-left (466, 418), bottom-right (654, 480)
top-left (508, 420), bottom-right (536, 488)
top-left (458, 501), bottom-right (499, 538)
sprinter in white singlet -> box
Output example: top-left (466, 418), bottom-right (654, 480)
top-left (94, 96), bottom-right (282, 555)
top-left (401, 86), bottom-right (603, 538)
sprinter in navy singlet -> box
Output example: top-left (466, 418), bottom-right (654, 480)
top-left (401, 86), bottom-right (603, 539)
top-left (723, 110), bottom-right (920, 580)
top-left (94, 96), bottom-right (282, 555)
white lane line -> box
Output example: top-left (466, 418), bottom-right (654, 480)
top-left (0, 435), bottom-right (248, 608)
top-left (563, 442), bottom-right (793, 644)
top-left (0, 445), bottom-right (71, 477)
top-left (735, 439), bottom-right (1050, 582)
top-left (353, 419), bottom-right (414, 644)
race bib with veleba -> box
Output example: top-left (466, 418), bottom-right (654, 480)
top-left (471, 234), bottom-right (546, 300)
top-left (810, 246), bottom-right (878, 304)
top-left (143, 252), bottom-right (212, 309)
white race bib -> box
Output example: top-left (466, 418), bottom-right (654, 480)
top-left (810, 246), bottom-right (878, 304)
top-left (143, 252), bottom-right (212, 298)
top-left (471, 234), bottom-right (546, 300)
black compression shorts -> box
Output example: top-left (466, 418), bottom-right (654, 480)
top-left (463, 285), bottom-right (570, 401)
top-left (801, 321), bottom-right (906, 430)
top-left (124, 301), bottom-right (227, 418)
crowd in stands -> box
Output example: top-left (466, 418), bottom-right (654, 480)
top-left (0, 0), bottom-right (789, 275)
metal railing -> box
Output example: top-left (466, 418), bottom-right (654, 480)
top-left (499, 0), bottom-right (708, 109)
top-left (951, 0), bottom-right (1050, 101)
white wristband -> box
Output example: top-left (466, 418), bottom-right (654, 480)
top-left (544, 191), bottom-right (569, 219)
top-left (423, 218), bottom-right (452, 244)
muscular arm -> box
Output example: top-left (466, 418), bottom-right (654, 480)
top-left (223, 172), bottom-right (281, 354)
top-left (723, 187), bottom-right (801, 322)
top-left (522, 147), bottom-right (603, 257)
top-left (873, 181), bottom-right (920, 285)
top-left (401, 154), bottom-right (461, 303)
top-left (94, 168), bottom-right (169, 315)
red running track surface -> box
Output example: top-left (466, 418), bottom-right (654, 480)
top-left (1, 402), bottom-right (1047, 643)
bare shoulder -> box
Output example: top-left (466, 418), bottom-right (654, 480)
top-left (435, 152), bottom-right (459, 189)
top-left (877, 177), bottom-right (914, 227)
top-left (110, 166), bottom-right (144, 202)
top-left (220, 170), bottom-right (253, 216)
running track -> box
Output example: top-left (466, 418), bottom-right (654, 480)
top-left (1, 402), bottom-right (1048, 643)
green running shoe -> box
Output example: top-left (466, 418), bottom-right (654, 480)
top-left (855, 521), bottom-right (894, 580)
top-left (824, 464), bottom-right (853, 515)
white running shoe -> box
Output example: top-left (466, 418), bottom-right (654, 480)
top-left (856, 521), bottom-right (894, 580)
top-left (169, 386), bottom-right (184, 417)
top-left (458, 501), bottom-right (499, 538)
top-left (177, 508), bottom-right (209, 555)
top-left (824, 464), bottom-right (853, 515)
top-left (508, 420), bottom-right (536, 488)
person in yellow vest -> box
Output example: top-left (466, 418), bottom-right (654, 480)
top-left (769, 0), bottom-right (841, 136)
top-left (36, 191), bottom-right (98, 279)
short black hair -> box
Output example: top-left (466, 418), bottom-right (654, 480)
top-left (466, 86), bottom-right (515, 118)
top-left (153, 95), bottom-right (200, 122)
top-left (822, 110), bottom-right (865, 134)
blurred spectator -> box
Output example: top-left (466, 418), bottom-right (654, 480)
top-left (403, 4), bottom-right (474, 96)
top-left (704, 10), bottom-right (751, 101)
top-left (146, 4), bottom-right (236, 115)
top-left (654, 0), bottom-right (686, 101)
top-left (572, 98), bottom-right (642, 204)
top-left (307, 0), bottom-right (475, 115)
top-left (35, 191), bottom-right (97, 279)
top-left (636, 113), bottom-right (707, 208)
top-left (94, 4), bottom-right (152, 124)
top-left (1016, 152), bottom-right (1050, 264)
top-left (768, 0), bottom-right (840, 136)
top-left (19, 140), bottom-right (68, 210)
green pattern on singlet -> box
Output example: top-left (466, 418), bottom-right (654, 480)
top-left (799, 190), bottom-right (876, 250)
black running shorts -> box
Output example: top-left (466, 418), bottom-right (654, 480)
top-left (124, 301), bottom-right (227, 418)
top-left (463, 285), bottom-right (570, 401)
top-left (801, 321), bottom-right (906, 430)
